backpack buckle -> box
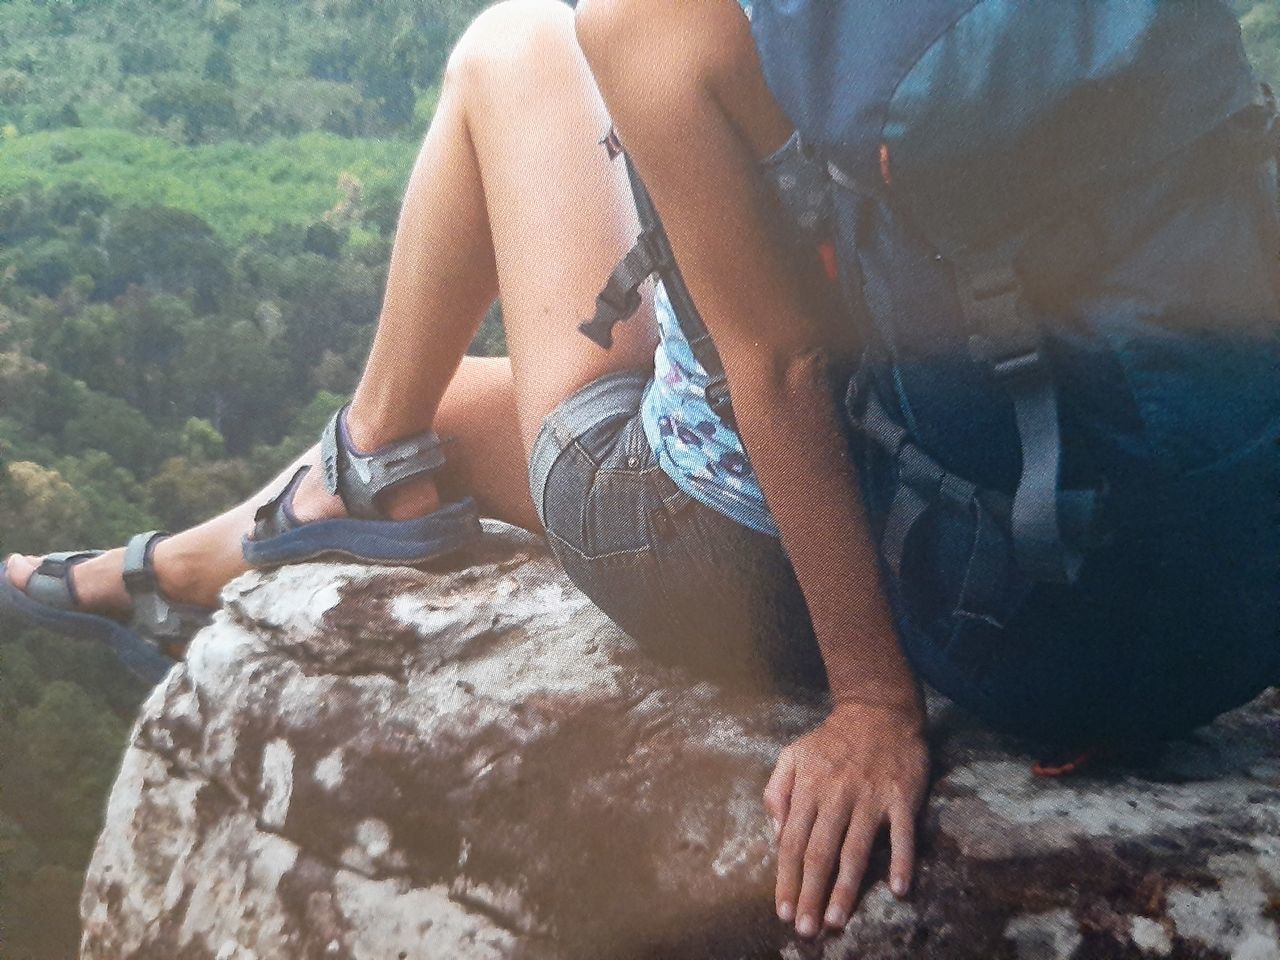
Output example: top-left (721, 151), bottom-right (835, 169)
top-left (968, 335), bottom-right (1046, 389)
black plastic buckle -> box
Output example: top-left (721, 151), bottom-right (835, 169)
top-left (638, 228), bottom-right (673, 276)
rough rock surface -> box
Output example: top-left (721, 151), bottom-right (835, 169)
top-left (81, 524), bottom-right (1280, 960)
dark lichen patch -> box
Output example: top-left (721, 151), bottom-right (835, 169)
top-left (898, 820), bottom-right (1252, 959)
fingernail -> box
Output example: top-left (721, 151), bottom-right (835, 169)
top-left (777, 902), bottom-right (794, 923)
top-left (796, 915), bottom-right (819, 938)
top-left (892, 878), bottom-right (909, 897)
top-left (825, 906), bottom-right (848, 929)
top-left (769, 817), bottom-right (781, 837)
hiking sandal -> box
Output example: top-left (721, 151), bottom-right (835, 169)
top-left (241, 403), bottom-right (482, 568)
top-left (0, 531), bottom-right (213, 684)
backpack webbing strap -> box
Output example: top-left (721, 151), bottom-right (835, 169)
top-left (955, 254), bottom-right (1096, 584)
top-left (580, 147), bottom-right (737, 430)
top-left (850, 384), bottom-right (1015, 623)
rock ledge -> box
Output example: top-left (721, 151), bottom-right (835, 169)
top-left (81, 525), bottom-right (1280, 960)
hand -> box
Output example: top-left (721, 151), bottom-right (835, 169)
top-left (764, 702), bottom-right (930, 938)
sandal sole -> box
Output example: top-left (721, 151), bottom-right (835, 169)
top-left (242, 498), bottom-right (483, 569)
top-left (0, 561), bottom-right (174, 684)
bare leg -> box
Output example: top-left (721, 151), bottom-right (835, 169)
top-left (6, 0), bottom-right (656, 615)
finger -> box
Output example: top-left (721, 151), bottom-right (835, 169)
top-left (795, 800), bottom-right (855, 938)
top-left (824, 804), bottom-right (884, 930)
top-left (774, 793), bottom-right (818, 925)
top-left (888, 799), bottom-right (917, 898)
top-left (763, 749), bottom-right (796, 837)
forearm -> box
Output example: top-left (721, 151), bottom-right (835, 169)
top-left (580, 0), bottom-right (919, 717)
top-left (728, 351), bottom-right (922, 716)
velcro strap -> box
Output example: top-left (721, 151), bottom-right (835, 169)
top-left (25, 551), bottom-right (104, 611)
top-left (26, 569), bottom-right (73, 610)
top-left (121, 531), bottom-right (165, 594)
top-left (130, 590), bottom-right (209, 645)
top-left (253, 466), bottom-right (309, 536)
top-left (322, 405), bottom-right (449, 520)
top-left (114, 530), bottom-right (210, 647)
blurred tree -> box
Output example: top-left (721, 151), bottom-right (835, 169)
top-left (0, 461), bottom-right (90, 555)
top-left (178, 417), bottom-right (226, 461)
top-left (102, 207), bottom-right (231, 311)
top-left (117, 39), bottom-right (175, 77)
top-left (0, 67), bottom-right (31, 105)
top-left (60, 392), bottom-right (163, 475)
top-left (145, 455), bottom-right (256, 531)
top-left (140, 79), bottom-right (237, 143)
top-left (204, 47), bottom-right (235, 86)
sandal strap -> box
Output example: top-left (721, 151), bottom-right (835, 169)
top-left (121, 531), bottom-right (213, 646)
top-left (121, 531), bottom-right (165, 593)
top-left (320, 404), bottom-right (448, 520)
top-left (251, 465), bottom-right (309, 544)
top-left (27, 551), bottom-right (103, 610)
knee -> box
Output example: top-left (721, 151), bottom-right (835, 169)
top-left (445, 0), bottom-right (578, 96)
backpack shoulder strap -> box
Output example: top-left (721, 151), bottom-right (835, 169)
top-left (580, 143), bottom-right (737, 429)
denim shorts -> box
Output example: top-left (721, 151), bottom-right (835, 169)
top-left (527, 370), bottom-right (827, 695)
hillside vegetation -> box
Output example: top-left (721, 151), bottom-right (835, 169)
top-left (0, 3), bottom-right (1276, 959)
top-left (0, 3), bottom-right (491, 958)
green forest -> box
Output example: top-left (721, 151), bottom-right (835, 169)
top-left (0, 2), bottom-right (1276, 957)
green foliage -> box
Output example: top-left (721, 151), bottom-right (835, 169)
top-left (0, 0), bottom-right (488, 139)
top-left (144, 454), bottom-right (257, 530)
top-left (0, 128), bottom-right (417, 244)
top-left (102, 205), bottom-right (231, 306)
top-left (1239, 1), bottom-right (1280, 85)
top-left (0, 5), bottom-right (493, 952)
top-left (140, 78), bottom-right (238, 144)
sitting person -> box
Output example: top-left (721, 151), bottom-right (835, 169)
top-left (4, 0), bottom-right (1279, 943)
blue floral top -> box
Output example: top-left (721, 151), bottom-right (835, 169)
top-left (641, 282), bottom-right (778, 536)
top-left (637, 0), bottom-right (781, 537)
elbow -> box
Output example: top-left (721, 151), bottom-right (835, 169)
top-left (777, 347), bottom-right (840, 398)
top-left (728, 344), bottom-right (840, 401)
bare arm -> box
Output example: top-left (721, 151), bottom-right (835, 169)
top-left (577, 0), bottom-right (929, 937)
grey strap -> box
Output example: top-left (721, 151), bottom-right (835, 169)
top-left (250, 466), bottom-right (309, 544)
top-left (849, 383), bottom-right (1020, 622)
top-left (26, 551), bottom-right (102, 610)
top-left (955, 247), bottom-right (1096, 585)
top-left (321, 405), bottom-right (449, 520)
top-left (582, 149), bottom-right (738, 430)
top-left (121, 531), bottom-right (162, 592)
top-left (121, 531), bottom-right (212, 649)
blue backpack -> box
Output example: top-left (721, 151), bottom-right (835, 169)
top-left (586, 1), bottom-right (1280, 744)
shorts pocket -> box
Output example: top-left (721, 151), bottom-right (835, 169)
top-left (542, 413), bottom-right (662, 561)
